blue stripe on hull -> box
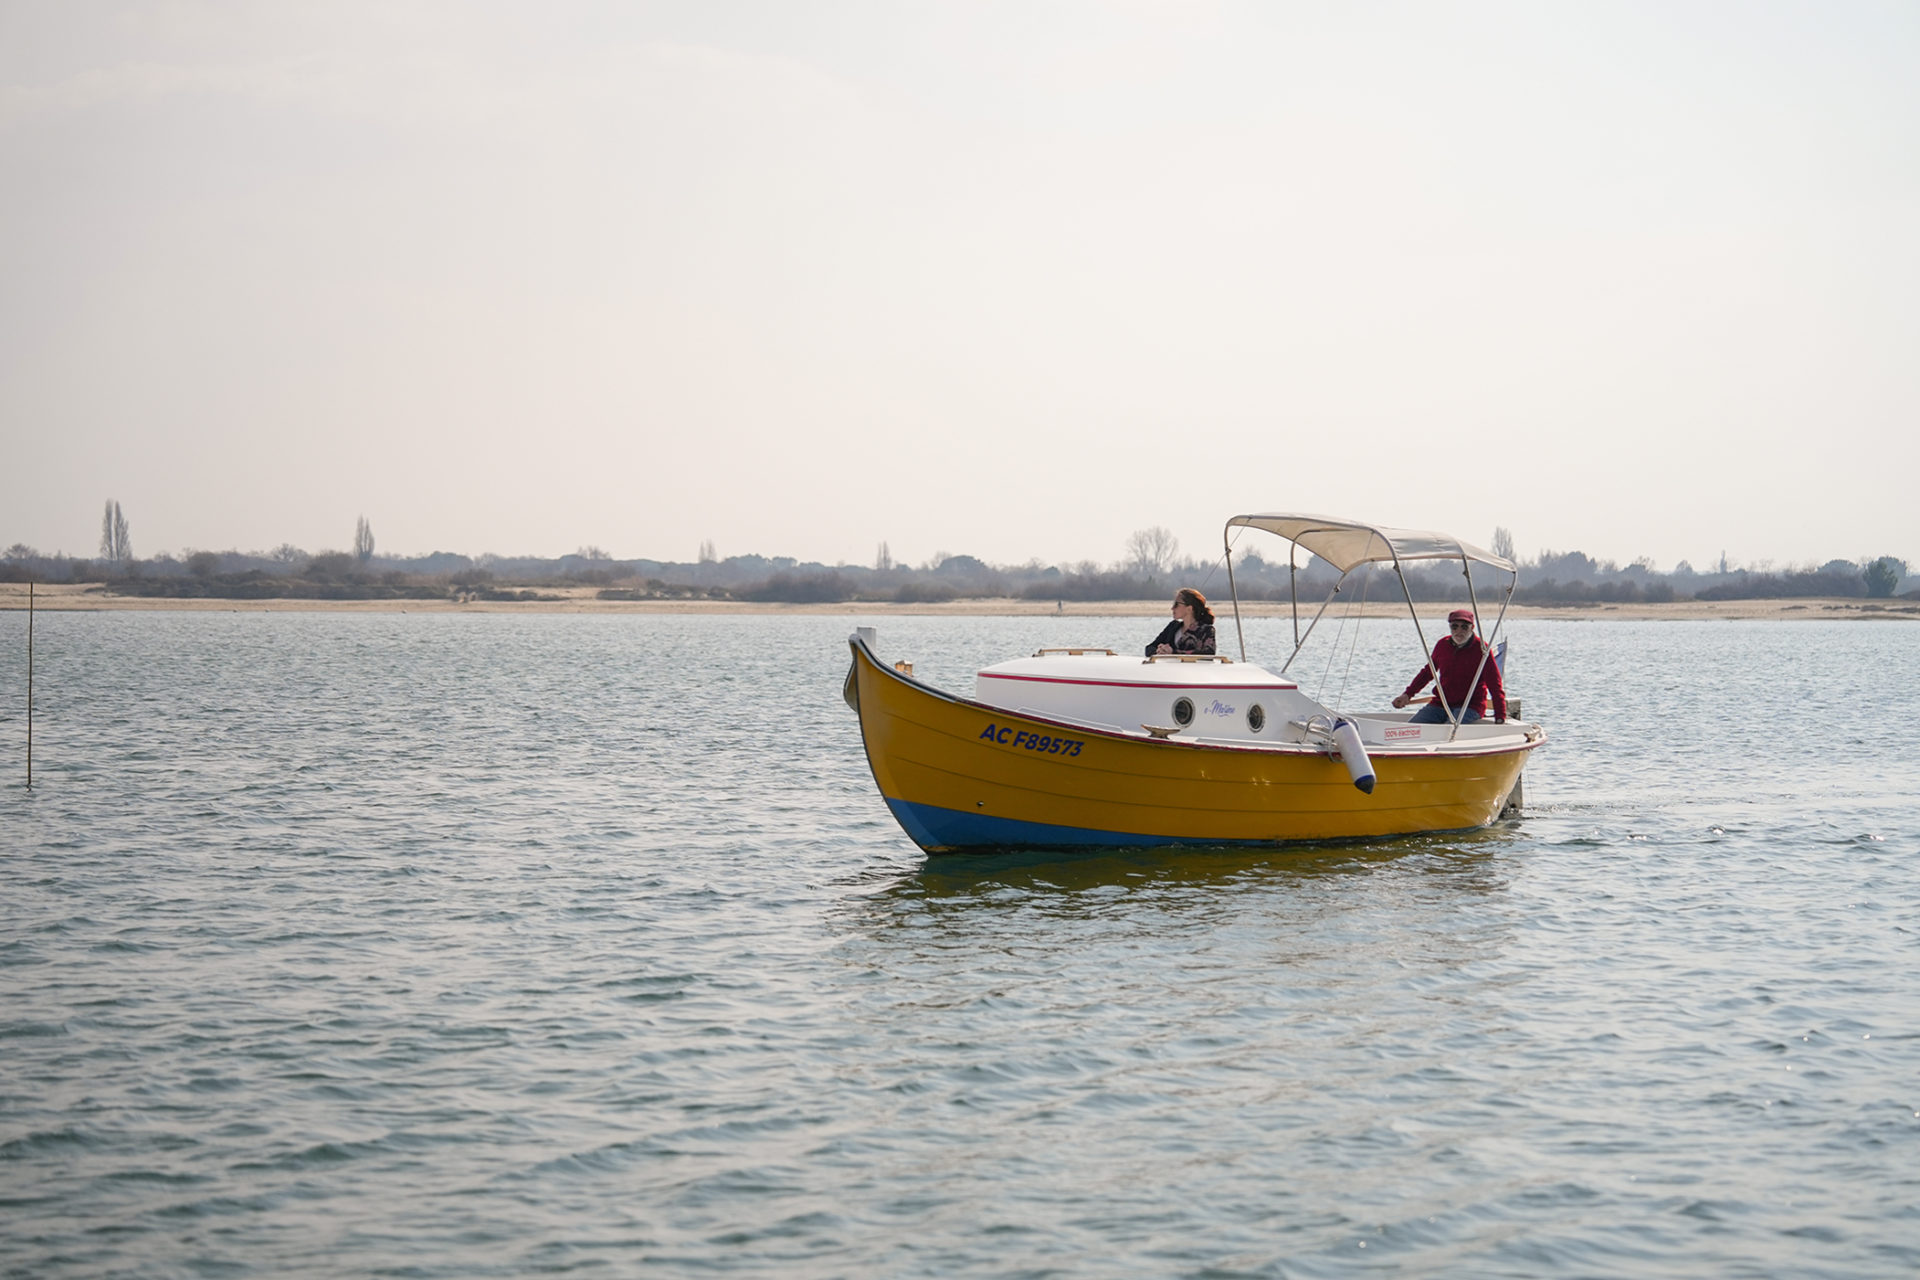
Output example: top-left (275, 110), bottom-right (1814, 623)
top-left (886, 798), bottom-right (1274, 852)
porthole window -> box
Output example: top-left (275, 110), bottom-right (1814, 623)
top-left (1172, 697), bottom-right (1195, 727)
top-left (1247, 704), bottom-right (1266, 733)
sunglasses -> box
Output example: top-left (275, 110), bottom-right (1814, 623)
top-left (1449, 621), bottom-right (1473, 630)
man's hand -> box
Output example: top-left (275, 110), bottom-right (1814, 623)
top-left (1391, 693), bottom-right (1410, 709)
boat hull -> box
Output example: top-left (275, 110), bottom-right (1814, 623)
top-left (848, 636), bottom-right (1538, 853)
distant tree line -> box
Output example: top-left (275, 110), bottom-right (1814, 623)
top-left (1514, 548), bottom-right (1913, 604)
top-left (1, 512), bottom-right (1913, 605)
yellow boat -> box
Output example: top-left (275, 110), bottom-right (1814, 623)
top-left (845, 512), bottom-right (1546, 853)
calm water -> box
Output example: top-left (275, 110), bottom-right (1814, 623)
top-left (2, 611), bottom-right (1917, 1278)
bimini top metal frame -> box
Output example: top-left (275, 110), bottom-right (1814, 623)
top-left (1220, 512), bottom-right (1518, 737)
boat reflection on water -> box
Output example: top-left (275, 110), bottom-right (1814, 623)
top-left (885, 829), bottom-right (1515, 903)
top-left (830, 833), bottom-right (1522, 1004)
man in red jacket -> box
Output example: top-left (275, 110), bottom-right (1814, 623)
top-left (1391, 608), bottom-right (1507, 724)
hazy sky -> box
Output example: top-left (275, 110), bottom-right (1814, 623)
top-left (4, 1), bottom-right (1916, 572)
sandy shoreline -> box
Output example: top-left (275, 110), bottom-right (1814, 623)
top-left (2, 583), bottom-right (1916, 621)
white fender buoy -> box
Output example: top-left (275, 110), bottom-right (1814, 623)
top-left (1331, 717), bottom-right (1376, 794)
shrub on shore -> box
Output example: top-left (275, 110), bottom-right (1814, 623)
top-left (1020, 571), bottom-right (1161, 602)
top-left (596, 581), bottom-right (731, 600)
top-left (1517, 578), bottom-right (1678, 605)
top-left (741, 571), bottom-right (854, 603)
top-left (1695, 567), bottom-right (1868, 601)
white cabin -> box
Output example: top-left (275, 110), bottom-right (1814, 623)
top-left (970, 648), bottom-right (1528, 751)
top-left (972, 650), bottom-right (1323, 744)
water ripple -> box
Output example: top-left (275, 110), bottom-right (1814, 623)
top-left (1, 614), bottom-right (1917, 1276)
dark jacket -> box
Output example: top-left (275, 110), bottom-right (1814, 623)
top-left (1146, 620), bottom-right (1216, 656)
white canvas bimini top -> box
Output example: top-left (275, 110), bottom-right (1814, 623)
top-left (1226, 513), bottom-right (1515, 574)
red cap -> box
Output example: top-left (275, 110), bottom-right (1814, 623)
top-left (1448, 608), bottom-right (1475, 624)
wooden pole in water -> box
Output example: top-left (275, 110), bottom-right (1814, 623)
top-left (25, 581), bottom-right (32, 789)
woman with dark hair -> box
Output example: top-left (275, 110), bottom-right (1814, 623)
top-left (1147, 588), bottom-right (1217, 656)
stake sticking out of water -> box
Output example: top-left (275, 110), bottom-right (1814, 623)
top-left (25, 581), bottom-right (33, 789)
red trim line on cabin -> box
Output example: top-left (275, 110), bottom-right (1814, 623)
top-left (977, 673), bottom-right (1299, 692)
